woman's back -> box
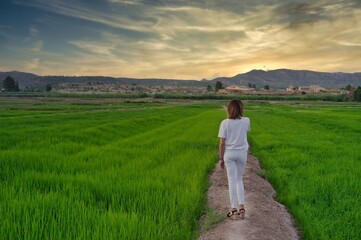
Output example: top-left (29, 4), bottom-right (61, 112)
top-left (218, 117), bottom-right (250, 150)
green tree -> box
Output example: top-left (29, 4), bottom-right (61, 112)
top-left (207, 84), bottom-right (213, 92)
top-left (248, 83), bottom-right (257, 88)
top-left (345, 84), bottom-right (352, 91)
top-left (45, 84), bottom-right (52, 92)
top-left (215, 81), bottom-right (223, 92)
top-left (15, 81), bottom-right (20, 91)
top-left (264, 85), bottom-right (270, 90)
top-left (2, 76), bottom-right (16, 91)
top-left (354, 86), bottom-right (361, 102)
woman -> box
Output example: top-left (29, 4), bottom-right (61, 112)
top-left (218, 99), bottom-right (250, 219)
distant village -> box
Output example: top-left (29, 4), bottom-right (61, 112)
top-left (218, 84), bottom-right (347, 95)
top-left (0, 74), bottom-right (351, 96)
top-left (54, 82), bottom-right (347, 96)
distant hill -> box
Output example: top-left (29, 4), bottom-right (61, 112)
top-left (0, 71), bottom-right (206, 89)
top-left (1, 69), bottom-right (361, 89)
top-left (0, 71), bottom-right (41, 88)
top-left (211, 69), bottom-right (361, 88)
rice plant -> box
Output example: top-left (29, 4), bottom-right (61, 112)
top-left (0, 100), bottom-right (224, 239)
top-left (247, 103), bottom-right (361, 239)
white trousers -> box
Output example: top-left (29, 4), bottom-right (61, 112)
top-left (224, 149), bottom-right (247, 209)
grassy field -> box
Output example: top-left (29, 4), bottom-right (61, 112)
top-left (247, 103), bottom-right (361, 239)
top-left (0, 97), bottom-right (224, 239)
top-left (1, 97), bottom-right (361, 239)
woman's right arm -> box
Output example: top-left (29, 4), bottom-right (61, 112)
top-left (219, 138), bottom-right (226, 169)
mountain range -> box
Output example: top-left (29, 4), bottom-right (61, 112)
top-left (212, 69), bottom-right (361, 88)
top-left (1, 69), bottom-right (361, 89)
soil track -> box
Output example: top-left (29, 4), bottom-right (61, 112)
top-left (199, 153), bottom-right (300, 240)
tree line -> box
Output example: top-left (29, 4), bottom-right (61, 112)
top-left (2, 76), bottom-right (20, 92)
top-left (354, 87), bottom-right (361, 101)
top-left (2, 75), bottom-right (361, 101)
top-left (1, 76), bottom-right (52, 92)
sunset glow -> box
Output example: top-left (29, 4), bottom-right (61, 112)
top-left (1, 0), bottom-right (361, 79)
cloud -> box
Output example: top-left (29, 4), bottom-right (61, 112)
top-left (24, 58), bottom-right (40, 70)
top-left (15, 0), bottom-right (155, 32)
top-left (108, 0), bottom-right (143, 5)
top-left (5, 0), bottom-right (361, 78)
top-left (334, 40), bottom-right (361, 47)
top-left (68, 40), bottom-right (115, 56)
top-left (31, 40), bottom-right (43, 52)
top-left (272, 1), bottom-right (330, 27)
top-left (22, 27), bottom-right (43, 52)
top-left (29, 27), bottom-right (39, 36)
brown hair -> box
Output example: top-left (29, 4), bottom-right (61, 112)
top-left (227, 99), bottom-right (244, 119)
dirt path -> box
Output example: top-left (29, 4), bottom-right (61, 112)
top-left (198, 153), bottom-right (300, 240)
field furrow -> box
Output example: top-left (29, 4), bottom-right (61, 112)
top-left (248, 105), bottom-right (361, 239)
top-left (0, 104), bottom-right (224, 239)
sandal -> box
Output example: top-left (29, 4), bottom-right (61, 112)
top-left (238, 208), bottom-right (245, 219)
top-left (227, 209), bottom-right (238, 220)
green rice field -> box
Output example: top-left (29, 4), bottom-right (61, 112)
top-left (247, 103), bottom-right (361, 239)
top-left (1, 97), bottom-right (361, 239)
top-left (0, 97), bottom-right (224, 239)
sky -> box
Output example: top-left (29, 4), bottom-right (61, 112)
top-left (0, 0), bottom-right (361, 79)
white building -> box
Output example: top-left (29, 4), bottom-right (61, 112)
top-left (286, 85), bottom-right (294, 91)
top-left (226, 85), bottom-right (253, 91)
top-left (298, 85), bottom-right (325, 93)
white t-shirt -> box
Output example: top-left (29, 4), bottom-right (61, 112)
top-left (218, 117), bottom-right (251, 150)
